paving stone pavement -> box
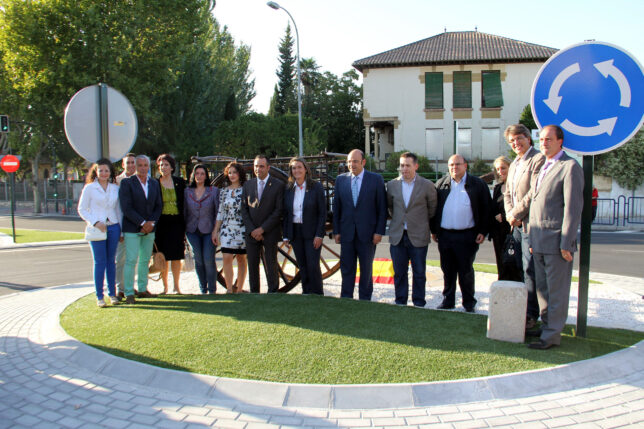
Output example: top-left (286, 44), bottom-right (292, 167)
top-left (1, 273), bottom-right (643, 428)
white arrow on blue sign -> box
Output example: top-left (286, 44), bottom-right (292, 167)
top-left (531, 41), bottom-right (644, 155)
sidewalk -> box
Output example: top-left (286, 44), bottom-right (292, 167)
top-left (1, 268), bottom-right (643, 428)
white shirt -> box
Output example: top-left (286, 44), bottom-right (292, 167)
top-left (292, 181), bottom-right (306, 224)
top-left (401, 175), bottom-right (416, 230)
top-left (440, 173), bottom-right (475, 230)
top-left (511, 146), bottom-right (534, 207)
top-left (137, 175), bottom-right (149, 198)
top-left (257, 174), bottom-right (270, 199)
top-left (78, 180), bottom-right (122, 227)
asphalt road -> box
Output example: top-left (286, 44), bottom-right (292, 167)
top-left (0, 215), bottom-right (642, 297)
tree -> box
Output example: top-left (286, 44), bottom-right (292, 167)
top-left (268, 24), bottom-right (296, 117)
top-left (519, 104), bottom-right (537, 130)
top-left (595, 129), bottom-right (644, 190)
top-left (0, 0), bottom-right (254, 210)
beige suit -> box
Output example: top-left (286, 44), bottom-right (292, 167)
top-left (387, 176), bottom-right (437, 247)
top-left (504, 146), bottom-right (545, 232)
top-left (386, 175), bottom-right (437, 307)
top-left (528, 151), bottom-right (584, 346)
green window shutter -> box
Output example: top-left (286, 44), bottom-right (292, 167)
top-left (482, 71), bottom-right (503, 107)
top-left (453, 71), bottom-right (471, 108)
top-left (425, 72), bottom-right (443, 109)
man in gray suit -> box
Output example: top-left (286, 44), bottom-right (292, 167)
top-left (527, 125), bottom-right (584, 350)
top-left (241, 155), bottom-right (285, 293)
top-left (503, 125), bottom-right (545, 330)
top-left (387, 152), bottom-right (437, 307)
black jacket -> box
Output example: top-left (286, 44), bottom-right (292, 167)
top-left (430, 173), bottom-right (491, 238)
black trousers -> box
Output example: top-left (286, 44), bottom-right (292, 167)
top-left (246, 237), bottom-right (279, 293)
top-left (437, 228), bottom-right (479, 309)
top-left (292, 224), bottom-right (323, 295)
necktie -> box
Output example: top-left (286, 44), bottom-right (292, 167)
top-left (258, 180), bottom-right (265, 201)
top-left (351, 176), bottom-right (359, 206)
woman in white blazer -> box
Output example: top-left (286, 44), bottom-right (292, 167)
top-left (78, 159), bottom-right (122, 307)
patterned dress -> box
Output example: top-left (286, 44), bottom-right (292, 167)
top-left (217, 187), bottom-right (245, 250)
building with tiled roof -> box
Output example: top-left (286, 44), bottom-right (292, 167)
top-left (353, 31), bottom-right (558, 168)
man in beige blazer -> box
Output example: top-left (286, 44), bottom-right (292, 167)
top-left (387, 152), bottom-right (437, 307)
top-left (527, 125), bottom-right (584, 350)
top-left (503, 124), bottom-right (545, 329)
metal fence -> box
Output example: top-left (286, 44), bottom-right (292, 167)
top-left (593, 196), bottom-right (644, 226)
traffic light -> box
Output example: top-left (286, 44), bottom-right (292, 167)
top-left (0, 115), bottom-right (9, 133)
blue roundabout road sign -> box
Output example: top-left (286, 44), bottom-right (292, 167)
top-left (531, 41), bottom-right (644, 155)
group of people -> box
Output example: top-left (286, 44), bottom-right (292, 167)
top-left (79, 124), bottom-right (583, 350)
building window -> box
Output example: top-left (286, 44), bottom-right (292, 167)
top-left (424, 72), bottom-right (443, 109)
top-left (457, 127), bottom-right (472, 159)
top-left (453, 71), bottom-right (471, 108)
top-left (482, 71), bottom-right (503, 107)
top-left (425, 128), bottom-right (443, 160)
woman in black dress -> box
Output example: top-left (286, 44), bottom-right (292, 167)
top-left (490, 156), bottom-right (522, 281)
top-left (155, 153), bottom-right (186, 294)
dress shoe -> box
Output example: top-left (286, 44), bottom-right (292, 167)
top-left (527, 340), bottom-right (556, 350)
top-left (125, 295), bottom-right (136, 304)
top-left (526, 328), bottom-right (543, 337)
top-left (117, 292), bottom-right (125, 299)
top-left (137, 290), bottom-right (157, 298)
top-left (437, 302), bottom-right (455, 310)
top-left (464, 306), bottom-right (475, 313)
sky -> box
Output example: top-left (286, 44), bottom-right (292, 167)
top-left (213, 0), bottom-right (644, 114)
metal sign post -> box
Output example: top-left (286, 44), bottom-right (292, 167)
top-left (531, 41), bottom-right (644, 337)
top-left (0, 154), bottom-right (20, 243)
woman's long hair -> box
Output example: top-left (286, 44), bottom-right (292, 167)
top-left (287, 157), bottom-right (316, 190)
top-left (86, 158), bottom-right (116, 184)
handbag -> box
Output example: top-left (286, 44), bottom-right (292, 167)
top-left (84, 225), bottom-right (107, 241)
top-left (148, 243), bottom-right (167, 280)
top-left (182, 240), bottom-right (195, 272)
top-left (501, 232), bottom-right (522, 269)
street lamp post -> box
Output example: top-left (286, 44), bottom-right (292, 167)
top-left (267, 1), bottom-right (303, 157)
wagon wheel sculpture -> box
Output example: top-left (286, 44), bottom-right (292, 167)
top-left (209, 162), bottom-right (341, 293)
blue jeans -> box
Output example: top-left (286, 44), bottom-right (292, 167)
top-left (390, 231), bottom-right (428, 306)
top-left (123, 232), bottom-right (156, 297)
top-left (186, 232), bottom-right (217, 294)
top-left (89, 224), bottom-right (121, 300)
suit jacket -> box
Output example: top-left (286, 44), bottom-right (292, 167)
top-left (241, 175), bottom-right (285, 243)
top-left (119, 175), bottom-right (163, 234)
top-left (283, 180), bottom-right (326, 240)
top-left (386, 175), bottom-right (437, 247)
top-left (332, 170), bottom-right (387, 243)
top-left (503, 147), bottom-right (545, 232)
top-left (528, 152), bottom-right (584, 254)
top-left (430, 173), bottom-right (491, 238)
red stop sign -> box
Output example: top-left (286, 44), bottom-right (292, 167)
top-left (0, 154), bottom-right (20, 173)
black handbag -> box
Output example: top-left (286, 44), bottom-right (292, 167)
top-left (501, 233), bottom-right (522, 269)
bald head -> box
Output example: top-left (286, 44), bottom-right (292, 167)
top-left (347, 149), bottom-right (366, 176)
top-left (447, 154), bottom-right (467, 182)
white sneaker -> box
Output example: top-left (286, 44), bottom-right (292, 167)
top-left (109, 296), bottom-right (120, 305)
top-left (97, 299), bottom-right (106, 308)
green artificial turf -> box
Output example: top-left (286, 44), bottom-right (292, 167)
top-left (60, 293), bottom-right (642, 384)
top-left (0, 228), bottom-right (84, 243)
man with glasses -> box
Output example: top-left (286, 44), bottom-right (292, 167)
top-left (430, 154), bottom-right (490, 312)
top-left (503, 124), bottom-right (545, 331)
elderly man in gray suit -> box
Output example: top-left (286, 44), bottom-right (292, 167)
top-left (387, 152), bottom-right (437, 307)
top-left (527, 125), bottom-right (584, 350)
top-left (503, 124), bottom-right (545, 330)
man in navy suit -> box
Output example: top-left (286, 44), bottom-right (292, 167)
top-left (333, 149), bottom-right (387, 300)
top-left (119, 155), bottom-right (162, 304)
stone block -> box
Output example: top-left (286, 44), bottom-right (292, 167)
top-left (487, 281), bottom-right (527, 343)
